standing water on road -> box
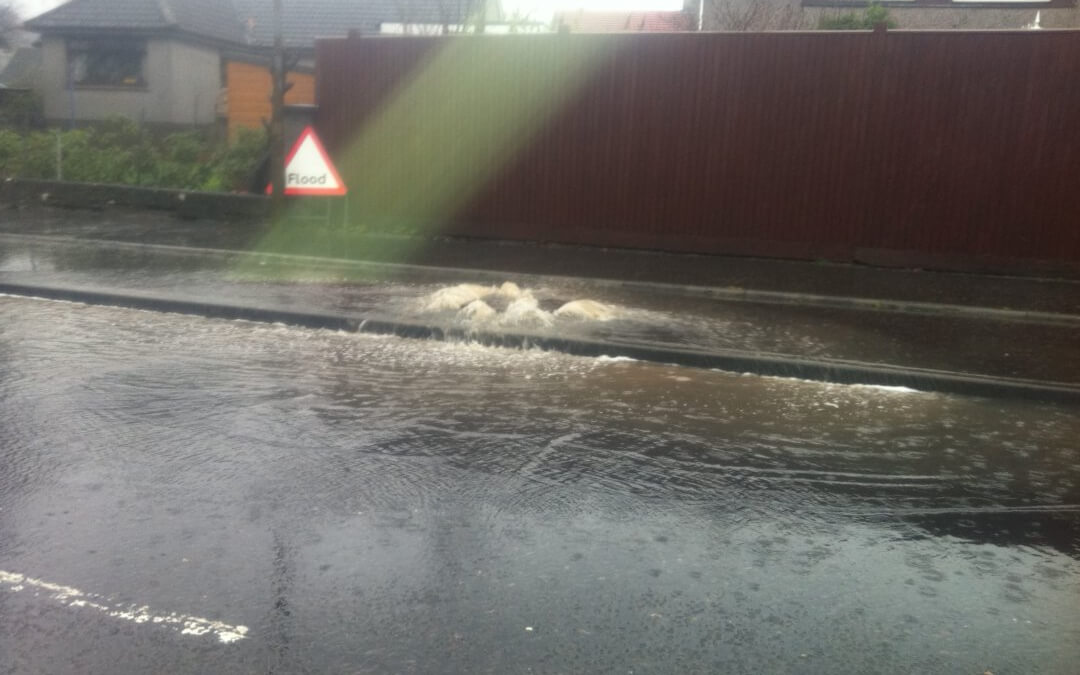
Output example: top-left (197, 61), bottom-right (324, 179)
top-left (1, 296), bottom-right (1078, 674)
top-left (4, 236), bottom-right (1080, 383)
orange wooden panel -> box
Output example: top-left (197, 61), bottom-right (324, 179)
top-left (226, 61), bottom-right (315, 139)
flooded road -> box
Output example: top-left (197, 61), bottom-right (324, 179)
top-left (3, 235), bottom-right (1080, 384)
top-left (1, 296), bottom-right (1078, 674)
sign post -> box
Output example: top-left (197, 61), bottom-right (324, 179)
top-left (266, 126), bottom-right (347, 227)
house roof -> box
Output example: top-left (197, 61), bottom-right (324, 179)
top-left (168, 0), bottom-right (252, 44)
top-left (26, 0), bottom-right (243, 43)
top-left (27, 0), bottom-right (474, 49)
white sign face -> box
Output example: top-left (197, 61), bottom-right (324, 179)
top-left (268, 127), bottom-right (347, 196)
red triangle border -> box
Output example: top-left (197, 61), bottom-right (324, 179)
top-left (266, 126), bottom-right (347, 196)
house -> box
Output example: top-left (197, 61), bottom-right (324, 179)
top-left (25, 0), bottom-right (500, 133)
top-left (701, 0), bottom-right (1080, 31)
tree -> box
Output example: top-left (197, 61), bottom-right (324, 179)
top-left (0, 3), bottom-right (20, 50)
top-left (269, 0), bottom-right (288, 222)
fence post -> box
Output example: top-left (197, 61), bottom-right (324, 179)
top-left (55, 130), bottom-right (62, 181)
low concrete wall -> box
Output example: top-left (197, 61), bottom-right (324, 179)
top-left (0, 179), bottom-right (268, 221)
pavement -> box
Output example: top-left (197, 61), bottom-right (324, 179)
top-left (1, 204), bottom-right (1079, 397)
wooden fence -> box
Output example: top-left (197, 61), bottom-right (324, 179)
top-left (315, 31), bottom-right (1080, 272)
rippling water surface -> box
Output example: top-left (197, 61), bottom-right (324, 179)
top-left (1, 296), bottom-right (1078, 674)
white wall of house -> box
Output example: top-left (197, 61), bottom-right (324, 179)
top-left (40, 35), bottom-right (222, 127)
top-left (164, 40), bottom-right (222, 126)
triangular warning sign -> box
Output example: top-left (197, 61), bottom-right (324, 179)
top-left (266, 126), bottom-right (347, 196)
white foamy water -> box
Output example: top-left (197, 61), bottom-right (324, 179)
top-left (423, 283), bottom-right (497, 312)
top-left (497, 281), bottom-right (526, 299)
top-left (460, 299), bottom-right (497, 321)
top-left (501, 295), bottom-right (555, 328)
top-left (421, 282), bottom-right (619, 328)
top-left (850, 384), bottom-right (922, 394)
top-left (554, 299), bottom-right (616, 321)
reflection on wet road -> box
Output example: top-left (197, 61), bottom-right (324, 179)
top-left (1, 296), bottom-right (1078, 674)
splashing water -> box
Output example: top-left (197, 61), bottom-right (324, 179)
top-left (497, 281), bottom-right (526, 299)
top-left (423, 284), bottom-right (499, 312)
top-left (420, 282), bottom-right (618, 329)
top-left (554, 299), bottom-right (616, 321)
top-left (460, 299), bottom-right (497, 321)
top-left (501, 295), bottom-right (554, 328)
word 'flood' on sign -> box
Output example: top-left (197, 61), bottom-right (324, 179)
top-left (266, 126), bottom-right (347, 196)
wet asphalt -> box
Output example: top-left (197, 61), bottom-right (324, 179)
top-left (0, 209), bottom-right (1079, 673)
top-left (1, 296), bottom-right (1079, 674)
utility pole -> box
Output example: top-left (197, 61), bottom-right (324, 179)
top-left (269, 0), bottom-right (286, 223)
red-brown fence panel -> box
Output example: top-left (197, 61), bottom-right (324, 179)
top-left (316, 31), bottom-right (1080, 271)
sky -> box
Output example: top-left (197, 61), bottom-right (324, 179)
top-left (13, 0), bottom-right (686, 24)
top-left (16, 1), bottom-right (63, 21)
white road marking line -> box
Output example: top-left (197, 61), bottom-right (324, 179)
top-left (0, 570), bottom-right (248, 644)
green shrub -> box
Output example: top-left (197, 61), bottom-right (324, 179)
top-left (0, 129), bottom-right (22, 175)
top-left (0, 116), bottom-right (268, 192)
top-left (157, 131), bottom-right (213, 188)
top-left (204, 127), bottom-right (267, 193)
top-left (818, 1), bottom-right (897, 30)
top-left (0, 91), bottom-right (43, 129)
top-left (15, 131), bottom-right (62, 179)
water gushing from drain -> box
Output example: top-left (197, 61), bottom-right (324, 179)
top-left (420, 282), bottom-right (618, 329)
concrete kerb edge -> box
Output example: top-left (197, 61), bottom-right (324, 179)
top-left (2, 281), bottom-right (1079, 404)
top-left (0, 179), bottom-right (268, 220)
top-left (3, 232), bottom-right (1080, 327)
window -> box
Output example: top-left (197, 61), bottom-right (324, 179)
top-left (67, 39), bottom-right (147, 88)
